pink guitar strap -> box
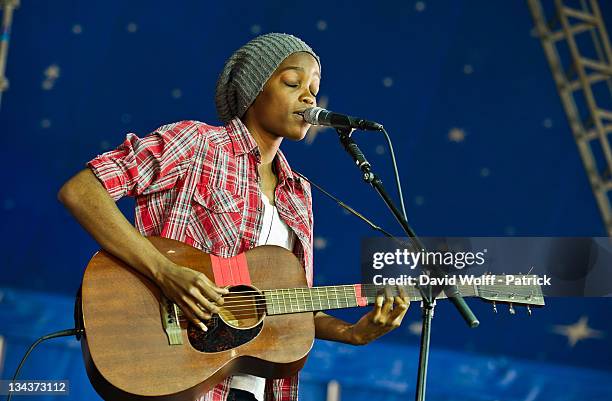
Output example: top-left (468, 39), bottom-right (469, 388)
top-left (210, 253), bottom-right (252, 286)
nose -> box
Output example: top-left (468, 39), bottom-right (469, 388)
top-left (299, 90), bottom-right (316, 106)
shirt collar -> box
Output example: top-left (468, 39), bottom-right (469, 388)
top-left (225, 117), bottom-right (302, 189)
top-left (226, 117), bottom-right (259, 157)
top-left (274, 148), bottom-right (300, 189)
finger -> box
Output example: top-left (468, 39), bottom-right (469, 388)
top-left (391, 304), bottom-right (408, 327)
top-left (398, 286), bottom-right (407, 301)
top-left (395, 295), bottom-right (409, 309)
top-left (397, 287), bottom-right (410, 309)
top-left (189, 287), bottom-right (220, 314)
top-left (390, 313), bottom-right (406, 328)
top-left (373, 295), bottom-right (384, 323)
top-left (389, 296), bottom-right (409, 320)
top-left (201, 274), bottom-right (230, 294)
top-left (184, 295), bottom-right (215, 320)
top-left (381, 295), bottom-right (394, 316)
top-left (177, 300), bottom-right (208, 332)
top-left (198, 278), bottom-right (227, 305)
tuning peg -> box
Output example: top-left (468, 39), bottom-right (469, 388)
top-left (527, 305), bottom-right (532, 316)
top-left (509, 303), bottom-right (515, 315)
top-left (492, 301), bottom-right (497, 313)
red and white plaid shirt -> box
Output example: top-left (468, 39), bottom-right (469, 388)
top-left (88, 118), bottom-right (314, 401)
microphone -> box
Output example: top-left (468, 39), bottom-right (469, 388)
top-left (302, 107), bottom-right (383, 131)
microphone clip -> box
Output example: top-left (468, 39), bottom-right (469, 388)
top-left (335, 127), bottom-right (373, 177)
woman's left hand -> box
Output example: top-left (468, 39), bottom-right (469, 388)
top-left (350, 289), bottom-right (410, 345)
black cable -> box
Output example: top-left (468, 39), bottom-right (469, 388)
top-left (292, 169), bottom-right (395, 238)
top-left (5, 328), bottom-right (82, 401)
top-left (380, 127), bottom-right (408, 223)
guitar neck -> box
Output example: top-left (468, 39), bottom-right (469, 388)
top-left (263, 284), bottom-right (478, 315)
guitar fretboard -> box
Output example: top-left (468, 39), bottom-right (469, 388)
top-left (263, 284), bottom-right (479, 315)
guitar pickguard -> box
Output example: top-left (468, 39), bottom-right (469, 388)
top-left (187, 317), bottom-right (263, 352)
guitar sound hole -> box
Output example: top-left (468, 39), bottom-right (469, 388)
top-left (187, 285), bottom-right (266, 353)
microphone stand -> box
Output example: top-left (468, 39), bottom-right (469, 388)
top-left (334, 127), bottom-right (479, 401)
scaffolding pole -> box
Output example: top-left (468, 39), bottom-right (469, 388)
top-left (527, 0), bottom-right (612, 235)
top-left (0, 0), bottom-right (19, 110)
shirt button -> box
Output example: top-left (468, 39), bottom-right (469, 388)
top-left (256, 206), bottom-right (262, 212)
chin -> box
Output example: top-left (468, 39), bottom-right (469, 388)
top-left (291, 129), bottom-right (309, 141)
top-left (281, 125), bottom-right (309, 141)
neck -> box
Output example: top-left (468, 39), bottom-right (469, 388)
top-left (242, 118), bottom-right (283, 164)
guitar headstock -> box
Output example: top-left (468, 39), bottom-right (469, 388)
top-left (476, 274), bottom-right (545, 314)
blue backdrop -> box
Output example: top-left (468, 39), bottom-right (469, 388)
top-left (1, 1), bottom-right (611, 400)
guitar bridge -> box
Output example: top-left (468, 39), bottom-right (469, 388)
top-left (160, 296), bottom-right (183, 345)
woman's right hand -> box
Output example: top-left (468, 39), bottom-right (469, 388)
top-left (156, 262), bottom-right (229, 332)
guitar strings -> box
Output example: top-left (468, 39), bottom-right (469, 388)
top-left (230, 287), bottom-right (537, 299)
top-left (200, 282), bottom-right (541, 298)
top-left (206, 286), bottom-right (540, 304)
top-left (195, 287), bottom-right (541, 305)
top-left (181, 292), bottom-right (542, 322)
top-left (172, 288), bottom-right (541, 318)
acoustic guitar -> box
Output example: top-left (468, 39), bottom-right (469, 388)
top-left (78, 236), bottom-right (544, 400)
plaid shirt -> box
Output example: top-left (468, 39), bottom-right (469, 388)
top-left (88, 118), bottom-right (313, 401)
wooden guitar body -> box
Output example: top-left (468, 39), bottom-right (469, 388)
top-left (80, 237), bottom-right (314, 401)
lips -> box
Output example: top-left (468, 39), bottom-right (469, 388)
top-left (292, 111), bottom-right (309, 125)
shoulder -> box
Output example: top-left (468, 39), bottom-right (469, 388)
top-left (166, 120), bottom-right (234, 151)
top-left (149, 120), bottom-right (235, 154)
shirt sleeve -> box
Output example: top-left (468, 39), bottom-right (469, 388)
top-left (87, 120), bottom-right (201, 201)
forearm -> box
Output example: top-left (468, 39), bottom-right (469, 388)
top-left (57, 168), bottom-right (171, 282)
top-left (314, 311), bottom-right (361, 345)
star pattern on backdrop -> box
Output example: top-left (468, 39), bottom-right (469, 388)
top-left (408, 321), bottom-right (423, 335)
top-left (305, 95), bottom-right (329, 145)
top-left (314, 236), bottom-right (328, 250)
top-left (42, 64), bottom-right (60, 90)
top-left (448, 127), bottom-right (466, 142)
top-left (552, 316), bottom-right (605, 347)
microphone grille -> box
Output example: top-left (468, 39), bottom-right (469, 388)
top-left (303, 107), bottom-right (324, 125)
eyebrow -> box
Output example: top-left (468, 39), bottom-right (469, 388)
top-left (279, 65), bottom-right (321, 79)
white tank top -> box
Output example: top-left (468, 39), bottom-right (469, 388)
top-left (229, 191), bottom-right (295, 400)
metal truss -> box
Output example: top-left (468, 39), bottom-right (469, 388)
top-left (528, 0), bottom-right (612, 235)
top-left (0, 0), bottom-right (20, 110)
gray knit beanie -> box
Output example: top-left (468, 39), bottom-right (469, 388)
top-left (215, 33), bottom-right (321, 123)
